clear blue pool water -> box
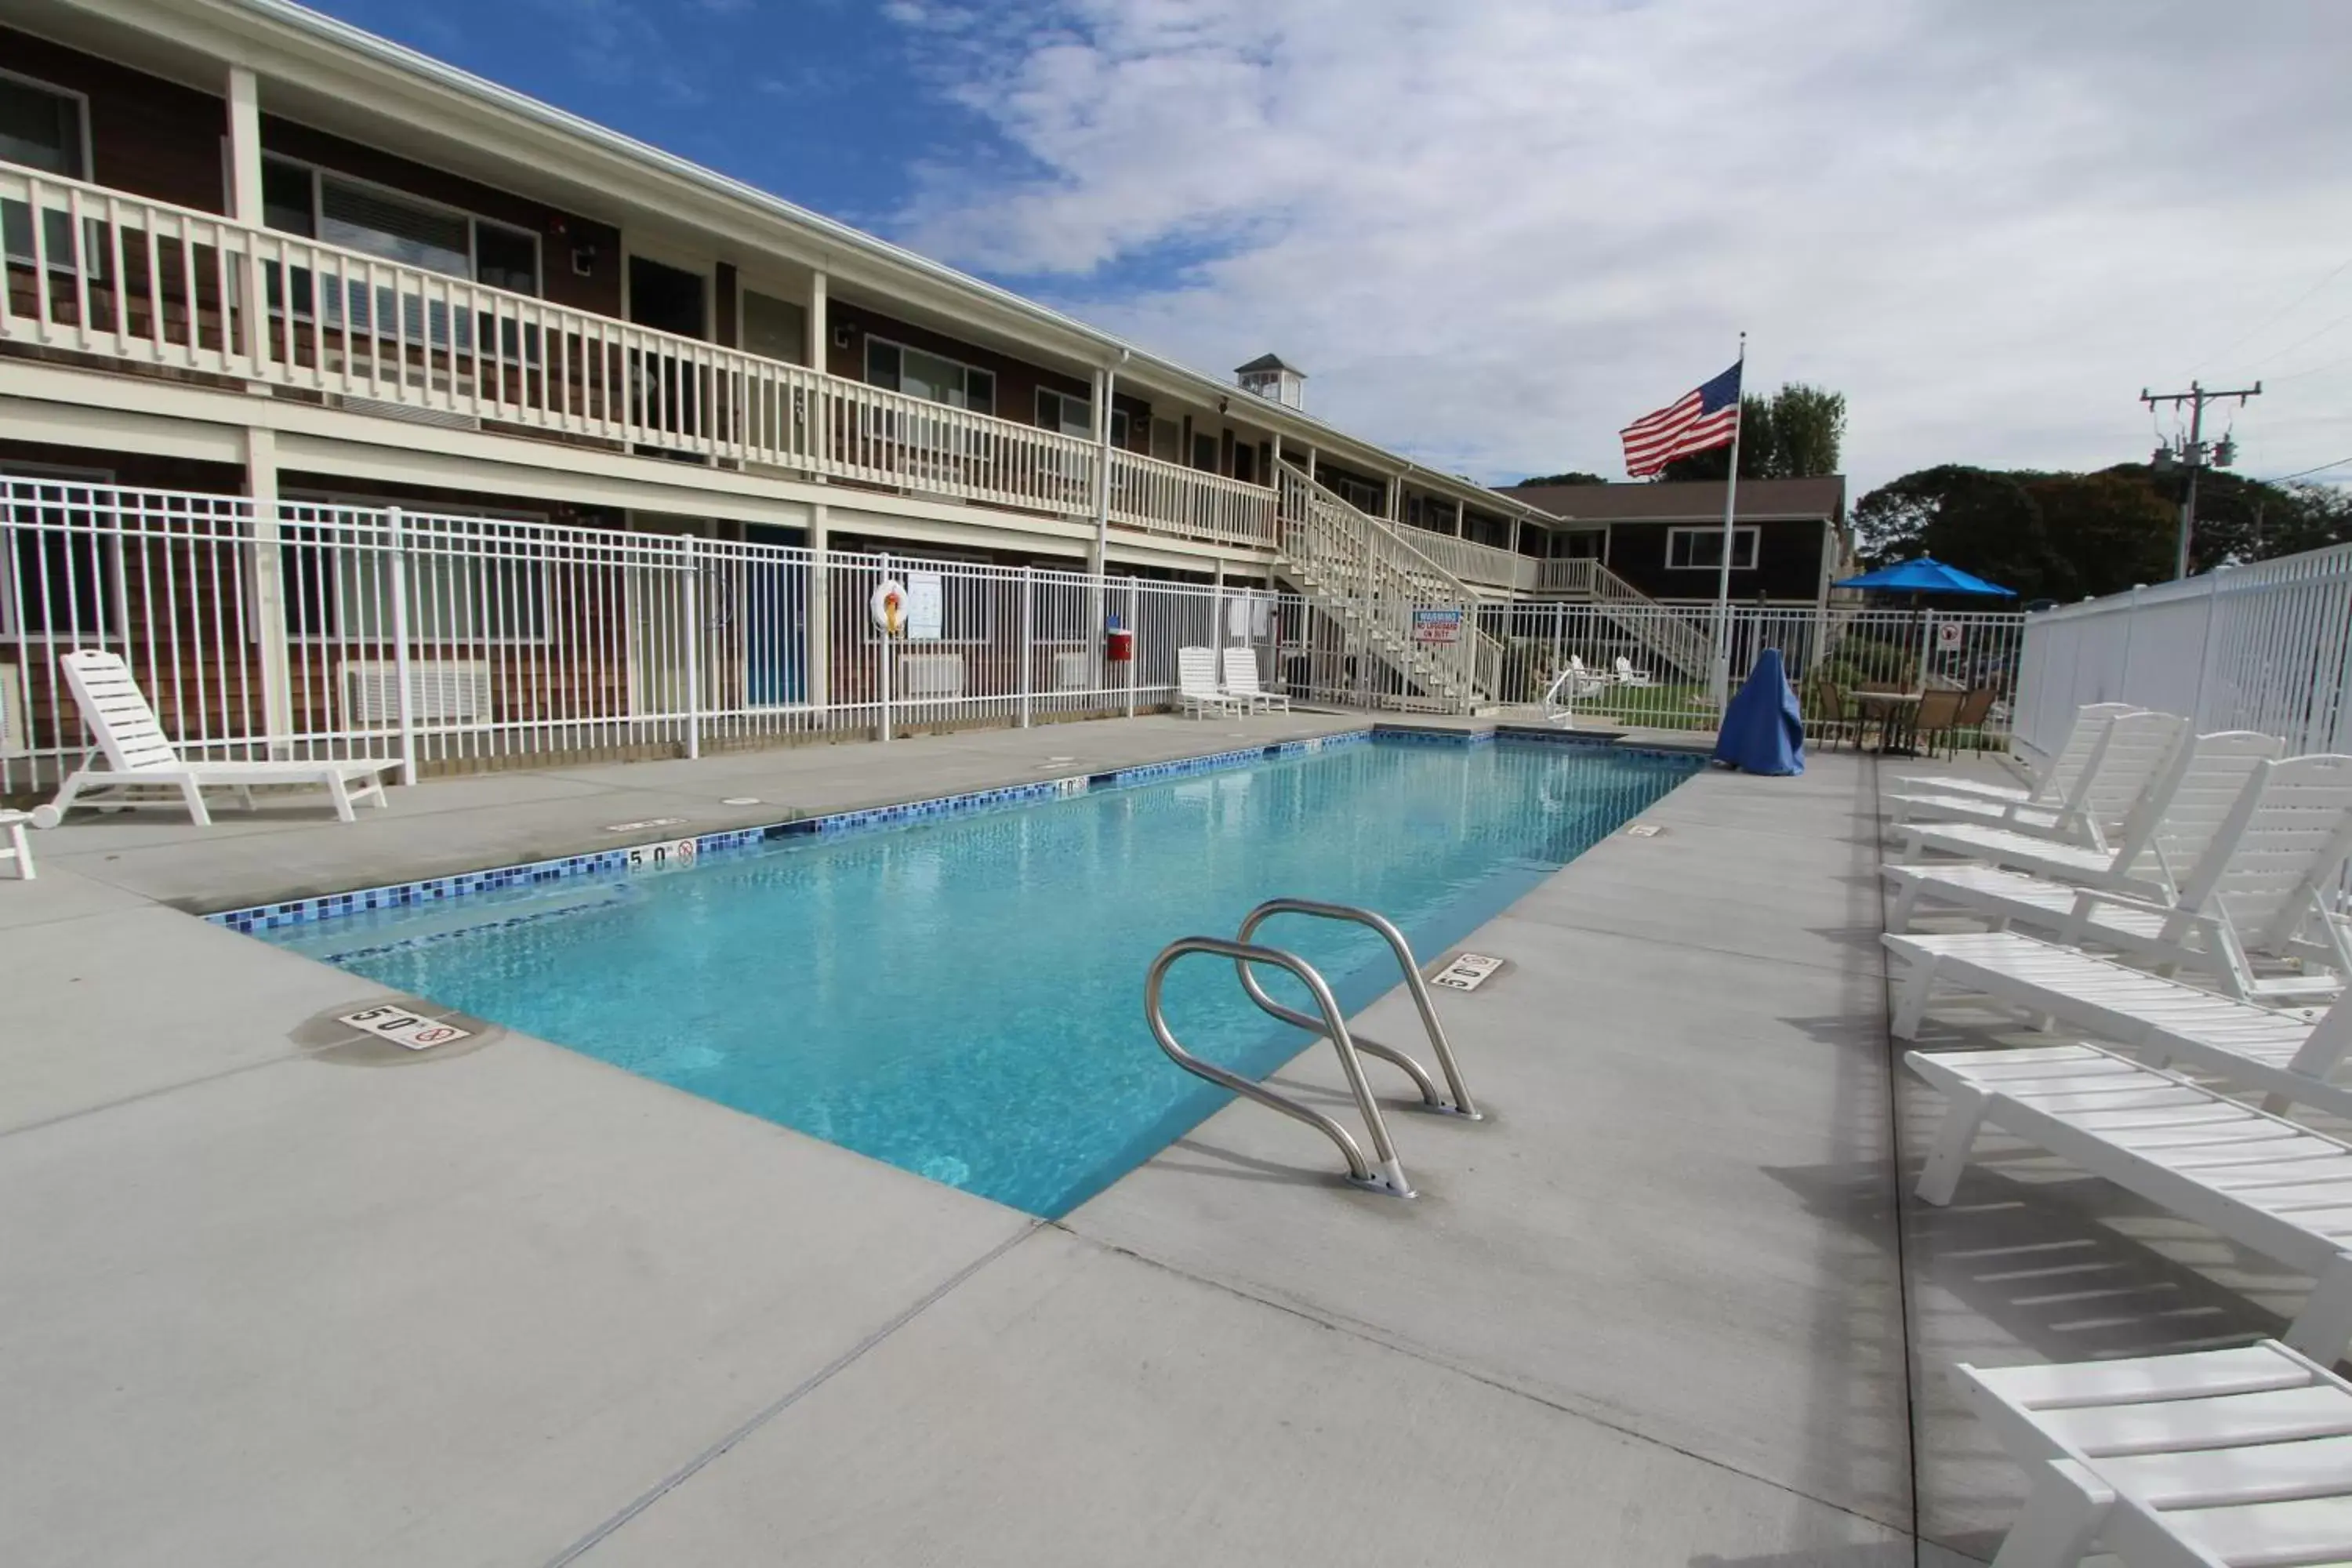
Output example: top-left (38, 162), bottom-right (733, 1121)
top-left (258, 738), bottom-right (1696, 1216)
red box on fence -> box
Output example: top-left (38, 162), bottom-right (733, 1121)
top-left (1105, 628), bottom-right (1134, 663)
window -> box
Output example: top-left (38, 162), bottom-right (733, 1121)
top-left (1664, 526), bottom-right (1759, 570)
top-left (2, 469), bottom-right (121, 638)
top-left (0, 72), bottom-right (92, 273)
top-left (281, 509), bottom-right (548, 643)
top-left (1330, 474), bottom-right (1384, 514)
top-left (1036, 387), bottom-right (1129, 445)
top-left (742, 289), bottom-right (808, 365)
top-left (865, 337), bottom-right (993, 413)
top-left (261, 158), bottom-right (542, 296)
top-left (0, 72), bottom-right (84, 176)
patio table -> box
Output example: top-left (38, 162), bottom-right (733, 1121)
top-left (1849, 691), bottom-right (1925, 755)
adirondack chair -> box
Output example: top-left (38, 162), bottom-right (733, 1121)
top-left (48, 649), bottom-right (397, 826)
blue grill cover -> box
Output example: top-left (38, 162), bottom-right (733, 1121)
top-left (1712, 648), bottom-right (1805, 776)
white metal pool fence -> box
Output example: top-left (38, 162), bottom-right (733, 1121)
top-left (1475, 600), bottom-right (2030, 745)
top-left (2014, 543), bottom-right (2352, 763)
top-left (0, 477), bottom-right (2027, 795)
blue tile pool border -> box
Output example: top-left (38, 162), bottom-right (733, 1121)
top-left (209, 729), bottom-right (1373, 935)
top-left (204, 724), bottom-right (1704, 938)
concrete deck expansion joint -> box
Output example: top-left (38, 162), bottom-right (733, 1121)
top-left (1, 716), bottom-right (1934, 1565)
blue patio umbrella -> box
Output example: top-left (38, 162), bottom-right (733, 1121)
top-left (1835, 557), bottom-right (2015, 597)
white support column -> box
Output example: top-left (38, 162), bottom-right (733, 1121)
top-left (807, 269), bottom-right (827, 370)
top-left (1089, 365), bottom-right (1113, 575)
top-left (242, 426), bottom-right (294, 757)
top-left (1387, 474), bottom-right (1402, 522)
top-left (806, 269), bottom-right (829, 482)
top-left (806, 500), bottom-right (829, 710)
top-left (227, 67), bottom-right (268, 375)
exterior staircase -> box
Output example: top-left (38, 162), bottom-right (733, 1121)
top-left (1273, 463), bottom-right (1502, 710)
top-left (1537, 560), bottom-right (1715, 684)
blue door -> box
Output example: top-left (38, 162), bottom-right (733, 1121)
top-left (744, 524), bottom-right (806, 706)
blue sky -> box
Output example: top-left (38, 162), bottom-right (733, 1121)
top-left (298, 0), bottom-right (2352, 494)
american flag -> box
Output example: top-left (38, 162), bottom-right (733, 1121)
top-left (1620, 361), bottom-right (1741, 478)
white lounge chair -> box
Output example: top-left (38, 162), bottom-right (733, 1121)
top-left (1220, 647), bottom-right (1289, 713)
top-left (1907, 1041), bottom-right (2352, 1364)
top-left (1889, 753), bottom-right (2352, 1005)
top-left (49, 649), bottom-right (397, 826)
top-left (1175, 646), bottom-right (1241, 720)
top-left (1893, 701), bottom-right (2139, 808)
top-left (1891, 710), bottom-right (2189, 848)
top-left (1, 807), bottom-right (45, 880)
top-left (1885, 928), bottom-right (2352, 1120)
top-left (1958, 1337), bottom-right (2352, 1568)
top-left (1612, 656), bottom-right (1654, 688)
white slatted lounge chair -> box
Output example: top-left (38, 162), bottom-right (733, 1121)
top-left (1, 807), bottom-right (42, 880)
top-left (1893, 714), bottom-right (2211, 902)
top-left (1884, 929), bottom-right (2352, 1120)
top-left (1892, 710), bottom-right (2189, 848)
top-left (49, 649), bottom-right (396, 826)
top-left (1958, 1337), bottom-right (2352, 1568)
top-left (1890, 753), bottom-right (2352, 1005)
top-left (1893, 701), bottom-right (2139, 808)
top-left (1175, 647), bottom-right (1240, 720)
top-left (1220, 647), bottom-right (1290, 713)
top-left (1907, 1042), bottom-right (2352, 1363)
top-left (1612, 656), bottom-right (1653, 688)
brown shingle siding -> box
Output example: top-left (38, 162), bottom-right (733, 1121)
top-left (2, 27), bottom-right (227, 213)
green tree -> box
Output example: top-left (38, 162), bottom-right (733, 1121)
top-left (1853, 466), bottom-right (2053, 595)
top-left (2021, 472), bottom-right (2175, 597)
top-left (2100, 464), bottom-right (2352, 570)
top-left (1515, 470), bottom-right (1611, 487)
top-left (1660, 383), bottom-right (1844, 481)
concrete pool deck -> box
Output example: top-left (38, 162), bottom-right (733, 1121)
top-left (6, 713), bottom-right (2292, 1564)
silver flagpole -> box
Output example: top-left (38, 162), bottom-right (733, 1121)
top-left (1709, 331), bottom-right (1747, 710)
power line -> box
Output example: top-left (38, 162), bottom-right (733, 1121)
top-left (2191, 253), bottom-right (2352, 373)
top-left (2263, 454), bottom-right (2352, 484)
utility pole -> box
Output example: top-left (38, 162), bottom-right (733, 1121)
top-left (2140, 380), bottom-right (2260, 579)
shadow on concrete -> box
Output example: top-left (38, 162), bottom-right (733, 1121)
top-left (1688, 1541), bottom-right (1915, 1568)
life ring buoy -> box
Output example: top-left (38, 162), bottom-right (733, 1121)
top-left (869, 579), bottom-right (906, 637)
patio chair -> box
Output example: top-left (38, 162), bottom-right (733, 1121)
top-left (1891, 727), bottom-right (2275, 902)
top-left (1219, 647), bottom-right (1289, 713)
top-left (1883, 927), bottom-right (2352, 1122)
top-left (1175, 646), bottom-right (1241, 719)
top-left (48, 649), bottom-right (397, 826)
top-left (0, 807), bottom-right (49, 880)
top-left (1935, 684), bottom-right (2000, 757)
top-left (1894, 701), bottom-right (2139, 807)
top-left (1612, 656), bottom-right (1654, 688)
top-left (1811, 681), bottom-right (1861, 751)
top-left (1907, 688), bottom-right (1966, 760)
top-left (1906, 1041), bottom-right (2352, 1365)
top-left (1892, 710), bottom-right (2189, 851)
top-left (1887, 750), bottom-right (2352, 1006)
top-left (1958, 1334), bottom-right (2352, 1568)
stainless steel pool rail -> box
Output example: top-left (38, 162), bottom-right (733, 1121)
top-left (1234, 898), bottom-right (1480, 1121)
top-left (1144, 936), bottom-right (1414, 1198)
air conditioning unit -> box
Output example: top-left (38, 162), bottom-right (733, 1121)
top-left (340, 660), bottom-right (492, 725)
top-left (1051, 652), bottom-right (1091, 691)
top-left (897, 652), bottom-right (965, 701)
top-left (0, 661), bottom-right (26, 758)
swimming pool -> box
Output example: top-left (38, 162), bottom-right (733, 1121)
top-left (255, 736), bottom-right (1697, 1216)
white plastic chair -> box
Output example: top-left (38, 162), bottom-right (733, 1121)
top-left (1175, 647), bottom-right (1240, 719)
top-left (49, 649), bottom-right (397, 826)
top-left (1220, 647), bottom-right (1289, 713)
top-left (1889, 753), bottom-right (2352, 1005)
top-left (1958, 1337), bottom-right (2352, 1567)
top-left (1612, 656), bottom-right (1653, 688)
top-left (1895, 701), bottom-right (2139, 807)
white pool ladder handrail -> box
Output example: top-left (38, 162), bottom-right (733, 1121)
top-left (1144, 935), bottom-right (1415, 1197)
top-left (1232, 898), bottom-right (1481, 1120)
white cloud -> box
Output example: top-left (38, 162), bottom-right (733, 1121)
top-left (884, 0), bottom-right (2352, 495)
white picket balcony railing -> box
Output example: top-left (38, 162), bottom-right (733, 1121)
top-left (1401, 528), bottom-right (1537, 592)
top-left (0, 164), bottom-right (1275, 548)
